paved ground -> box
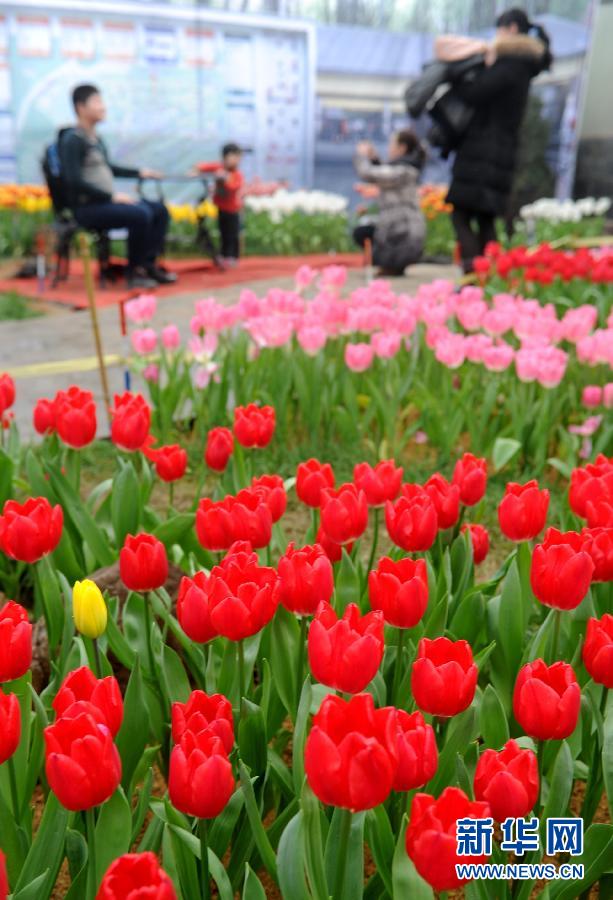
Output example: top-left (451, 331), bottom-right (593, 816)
top-left (3, 261), bottom-right (458, 437)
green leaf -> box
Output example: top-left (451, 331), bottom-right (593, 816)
top-left (167, 824), bottom-right (201, 900)
top-left (94, 788), bottom-right (132, 886)
top-left (0, 447), bottom-right (14, 506)
top-left (541, 741), bottom-right (573, 838)
top-left (111, 461), bottom-right (140, 546)
top-left (11, 871), bottom-right (52, 900)
top-left (603, 693), bottom-right (613, 820)
top-left (0, 786), bottom-right (27, 886)
top-left (293, 677), bottom-right (312, 797)
top-left (277, 812), bottom-right (310, 900)
top-left (34, 555), bottom-right (64, 650)
top-left (335, 549), bottom-right (360, 612)
top-left (269, 606), bottom-right (299, 717)
top-left (209, 787), bottom-right (245, 859)
top-left (160, 643), bottom-right (191, 704)
top-left (492, 437), bottom-right (522, 471)
top-left (496, 559), bottom-right (524, 680)
top-left (324, 809), bottom-right (364, 900)
top-left (166, 824), bottom-right (234, 900)
top-left (47, 465), bottom-right (114, 566)
top-left (153, 513), bottom-right (194, 547)
top-left (115, 658), bottom-right (150, 792)
top-left (130, 768), bottom-right (153, 846)
top-left (480, 684), bottom-right (510, 750)
top-left (13, 793), bottom-right (70, 898)
top-left (239, 761), bottom-right (278, 881)
top-left (243, 864), bottom-right (267, 900)
top-left (547, 824), bottom-right (613, 899)
top-left (238, 699), bottom-right (268, 775)
top-left (365, 806), bottom-right (394, 897)
top-left (392, 817), bottom-right (433, 899)
top-left (427, 706), bottom-right (478, 796)
top-left (301, 782), bottom-right (328, 900)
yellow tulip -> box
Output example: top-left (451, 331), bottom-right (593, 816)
top-left (73, 579), bottom-right (107, 639)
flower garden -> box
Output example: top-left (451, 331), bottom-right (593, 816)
top-left (0, 186), bottom-right (613, 899)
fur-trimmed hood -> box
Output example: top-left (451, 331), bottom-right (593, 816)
top-left (493, 33), bottom-right (545, 61)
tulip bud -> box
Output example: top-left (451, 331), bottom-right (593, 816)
top-left (96, 852), bottom-right (177, 900)
top-left (0, 690), bottom-right (21, 765)
top-left (73, 579), bottom-right (107, 639)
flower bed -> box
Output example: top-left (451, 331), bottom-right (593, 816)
top-left (0, 258), bottom-right (612, 899)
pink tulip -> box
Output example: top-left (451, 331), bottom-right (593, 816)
top-left (237, 290), bottom-right (262, 318)
top-left (535, 347), bottom-right (568, 389)
top-left (125, 294), bottom-right (157, 324)
top-left (371, 332), bottom-right (402, 359)
top-left (569, 416), bottom-right (603, 437)
top-left (298, 326), bottom-right (327, 355)
top-left (464, 334), bottom-right (493, 363)
top-left (482, 342), bottom-right (514, 372)
top-left (295, 265), bottom-right (318, 291)
top-left (320, 265), bottom-right (347, 291)
top-left (161, 325), bottom-right (181, 350)
top-left (456, 299), bottom-right (487, 331)
top-left (482, 308), bottom-right (514, 336)
top-left (189, 334), bottom-right (219, 361)
top-left (247, 317), bottom-right (293, 348)
top-left (131, 328), bottom-right (157, 355)
top-left (143, 363), bottom-right (159, 383)
top-left (515, 349), bottom-right (539, 383)
top-left (562, 306), bottom-right (598, 343)
top-left (604, 383), bottom-right (613, 408)
top-left (194, 363), bottom-right (219, 389)
top-left (582, 385), bottom-right (603, 408)
top-left (434, 334), bottom-right (465, 369)
top-left (345, 342), bottom-right (374, 372)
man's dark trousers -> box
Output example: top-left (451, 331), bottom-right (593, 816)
top-left (74, 199), bottom-right (169, 269)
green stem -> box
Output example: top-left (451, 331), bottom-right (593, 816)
top-left (392, 628), bottom-right (406, 707)
top-left (8, 754), bottom-right (19, 824)
top-left (366, 507), bottom-right (380, 574)
top-left (86, 807), bottom-right (97, 900)
top-left (199, 818), bottom-right (210, 900)
top-left (550, 609), bottom-right (562, 662)
top-left (237, 640), bottom-right (245, 703)
top-left (168, 481), bottom-right (174, 515)
top-left (310, 506), bottom-right (320, 542)
top-left (333, 808), bottom-right (353, 900)
top-left (296, 616), bottom-right (308, 718)
top-left (537, 740), bottom-right (545, 786)
top-left (143, 592), bottom-right (156, 678)
top-left (93, 638), bottom-right (103, 678)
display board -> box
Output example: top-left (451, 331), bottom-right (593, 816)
top-left (1, 0), bottom-right (315, 195)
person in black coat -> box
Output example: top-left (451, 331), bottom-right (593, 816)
top-left (446, 8), bottom-right (552, 273)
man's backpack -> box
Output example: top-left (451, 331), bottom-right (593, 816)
top-left (41, 127), bottom-right (74, 216)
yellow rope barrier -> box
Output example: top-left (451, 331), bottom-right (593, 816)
top-left (5, 355), bottom-right (122, 378)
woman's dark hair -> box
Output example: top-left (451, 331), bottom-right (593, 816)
top-left (496, 7), bottom-right (553, 71)
top-left (396, 129), bottom-right (426, 169)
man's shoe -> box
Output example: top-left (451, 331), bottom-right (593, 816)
top-left (147, 265), bottom-right (178, 285)
top-left (126, 268), bottom-right (157, 289)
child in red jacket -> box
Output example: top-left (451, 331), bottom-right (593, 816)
top-left (197, 143), bottom-right (244, 267)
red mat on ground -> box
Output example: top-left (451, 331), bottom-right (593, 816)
top-left (0, 254), bottom-right (364, 309)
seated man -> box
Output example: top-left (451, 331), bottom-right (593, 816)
top-left (60, 83), bottom-right (176, 288)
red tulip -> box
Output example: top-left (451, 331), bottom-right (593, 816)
top-left (583, 614), bottom-right (613, 688)
top-left (0, 690), bottom-right (20, 764)
top-left (531, 528), bottom-right (594, 610)
top-left (513, 659), bottom-right (580, 740)
top-left (305, 693), bottom-right (397, 810)
top-left (406, 787), bottom-right (491, 891)
top-left (0, 600), bottom-right (32, 683)
top-left (424, 473), bottom-right (460, 529)
top-left (368, 556), bottom-right (428, 628)
top-left (353, 460), bottom-right (402, 506)
top-left (44, 712), bottom-right (121, 810)
top-left (169, 730), bottom-right (234, 819)
top-left (53, 667), bottom-right (123, 737)
top-left (385, 488), bottom-right (438, 552)
top-left (461, 523), bottom-right (490, 564)
top-left (474, 739), bottom-right (539, 822)
top-left (147, 444), bottom-right (188, 482)
top-left (96, 852), bottom-right (176, 900)
top-left (0, 497), bottom-right (63, 563)
top-left (177, 573), bottom-right (218, 643)
top-left (54, 386), bottom-right (97, 449)
top-left (207, 551), bottom-right (280, 640)
top-left (110, 392), bottom-right (151, 452)
top-left (196, 490), bottom-right (272, 551)
top-left (296, 459), bottom-right (335, 508)
top-left (205, 427), bottom-right (234, 472)
top-left (308, 602), bottom-right (384, 693)
top-left (233, 403), bottom-right (275, 448)
top-left (315, 526), bottom-right (352, 563)
top-left (498, 480), bottom-right (550, 541)
top-left (0, 849), bottom-right (7, 900)
top-left (119, 533), bottom-right (168, 593)
top-left (452, 453), bottom-right (487, 506)
top-left (569, 455), bottom-right (613, 518)
top-left (33, 397), bottom-right (56, 435)
top-left (411, 637), bottom-right (478, 717)
top-left (171, 690), bottom-right (234, 753)
top-left (581, 528), bottom-right (613, 582)
top-left (320, 484), bottom-right (368, 545)
top-left (0, 374), bottom-right (15, 417)
top-left (586, 486), bottom-right (613, 529)
top-left (251, 474), bottom-right (287, 523)
top-left (393, 710), bottom-right (438, 792)
top-left (278, 542), bottom-right (334, 616)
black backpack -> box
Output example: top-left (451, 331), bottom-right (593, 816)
top-left (41, 127), bottom-right (74, 216)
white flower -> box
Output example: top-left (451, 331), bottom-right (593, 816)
top-left (245, 188), bottom-right (348, 218)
